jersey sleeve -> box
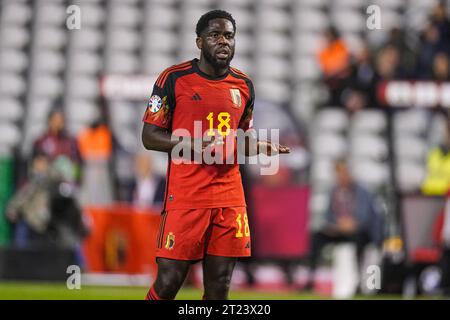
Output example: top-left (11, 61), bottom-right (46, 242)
top-left (142, 73), bottom-right (175, 130)
top-left (238, 79), bottom-right (255, 131)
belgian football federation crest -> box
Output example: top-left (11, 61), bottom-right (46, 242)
top-left (104, 230), bottom-right (128, 272)
top-left (165, 232), bottom-right (175, 250)
top-left (229, 89), bottom-right (242, 108)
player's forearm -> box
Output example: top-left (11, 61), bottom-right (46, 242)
top-left (243, 137), bottom-right (260, 157)
top-left (142, 132), bottom-right (182, 153)
top-left (142, 126), bottom-right (181, 153)
top-left (244, 139), bottom-right (290, 156)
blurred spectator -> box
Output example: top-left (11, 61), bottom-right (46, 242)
top-left (6, 151), bottom-right (88, 266)
top-left (374, 44), bottom-right (402, 81)
top-left (32, 107), bottom-right (81, 180)
top-left (416, 22), bottom-right (442, 78)
top-left (339, 44), bottom-right (376, 112)
top-left (6, 152), bottom-right (52, 247)
top-left (340, 89), bottom-right (368, 114)
top-left (415, 1), bottom-right (450, 79)
top-left (47, 159), bottom-right (89, 269)
top-left (384, 27), bottom-right (417, 77)
top-left (129, 152), bottom-right (165, 211)
top-left (422, 118), bottom-right (450, 196)
top-left (430, 1), bottom-right (450, 51)
top-left (318, 27), bottom-right (350, 78)
top-left (317, 26), bottom-right (351, 105)
top-left (432, 52), bottom-right (450, 81)
top-left (77, 119), bottom-right (114, 206)
top-left (351, 44), bottom-right (376, 92)
top-left (306, 159), bottom-right (383, 288)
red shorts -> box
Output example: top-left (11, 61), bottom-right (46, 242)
top-left (155, 207), bottom-right (251, 260)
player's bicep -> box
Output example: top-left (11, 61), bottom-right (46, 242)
top-left (143, 82), bottom-right (173, 129)
top-left (238, 97), bottom-right (254, 131)
top-left (238, 81), bottom-right (255, 131)
top-left (142, 122), bottom-right (168, 135)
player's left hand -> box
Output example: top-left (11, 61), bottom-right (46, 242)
top-left (258, 141), bottom-right (290, 156)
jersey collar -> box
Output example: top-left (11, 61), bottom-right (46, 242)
top-left (192, 58), bottom-right (229, 81)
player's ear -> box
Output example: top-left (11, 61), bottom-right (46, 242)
top-left (196, 37), bottom-right (203, 50)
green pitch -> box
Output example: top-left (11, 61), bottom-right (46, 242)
top-left (0, 281), bottom-right (411, 300)
top-left (0, 282), bottom-right (322, 300)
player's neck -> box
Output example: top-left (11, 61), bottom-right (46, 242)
top-left (197, 57), bottom-right (228, 78)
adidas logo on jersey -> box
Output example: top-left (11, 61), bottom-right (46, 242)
top-left (191, 93), bottom-right (202, 100)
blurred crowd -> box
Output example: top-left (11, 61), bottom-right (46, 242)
top-left (1, 0), bottom-right (450, 297)
top-left (313, 1), bottom-right (450, 296)
top-left (4, 106), bottom-right (166, 269)
top-left (318, 1), bottom-right (450, 112)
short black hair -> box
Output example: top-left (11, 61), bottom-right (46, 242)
top-left (195, 10), bottom-right (236, 37)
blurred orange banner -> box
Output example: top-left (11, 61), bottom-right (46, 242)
top-left (82, 204), bottom-right (160, 277)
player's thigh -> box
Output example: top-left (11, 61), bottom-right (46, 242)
top-left (152, 258), bottom-right (192, 299)
top-left (203, 255), bottom-right (237, 283)
top-left (156, 208), bottom-right (211, 260)
top-left (155, 258), bottom-right (191, 284)
top-left (206, 207), bottom-right (251, 257)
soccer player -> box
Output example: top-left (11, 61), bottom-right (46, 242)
top-left (142, 10), bottom-right (290, 300)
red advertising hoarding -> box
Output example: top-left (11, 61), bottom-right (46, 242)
top-left (82, 205), bottom-right (160, 277)
top-left (251, 185), bottom-right (310, 259)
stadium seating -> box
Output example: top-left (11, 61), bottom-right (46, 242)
top-left (0, 98), bottom-right (23, 122)
top-left (309, 106), bottom-right (392, 225)
top-left (2, 0), bottom-right (427, 158)
top-left (70, 28), bottom-right (104, 50)
top-left (0, 25), bottom-right (29, 48)
top-left (0, 49), bottom-right (28, 73)
top-left (350, 110), bottom-right (387, 133)
top-left (0, 1), bottom-right (28, 158)
top-left (393, 109), bottom-right (431, 192)
top-left (315, 108), bottom-right (349, 132)
top-left (0, 1), bottom-right (448, 281)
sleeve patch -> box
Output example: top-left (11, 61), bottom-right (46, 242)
top-left (148, 95), bottom-right (163, 113)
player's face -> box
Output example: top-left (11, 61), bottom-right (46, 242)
top-left (200, 18), bottom-right (235, 69)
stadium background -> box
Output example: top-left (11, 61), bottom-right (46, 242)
top-left (0, 0), bottom-right (449, 299)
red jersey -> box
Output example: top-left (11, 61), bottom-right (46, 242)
top-left (143, 59), bottom-right (255, 211)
